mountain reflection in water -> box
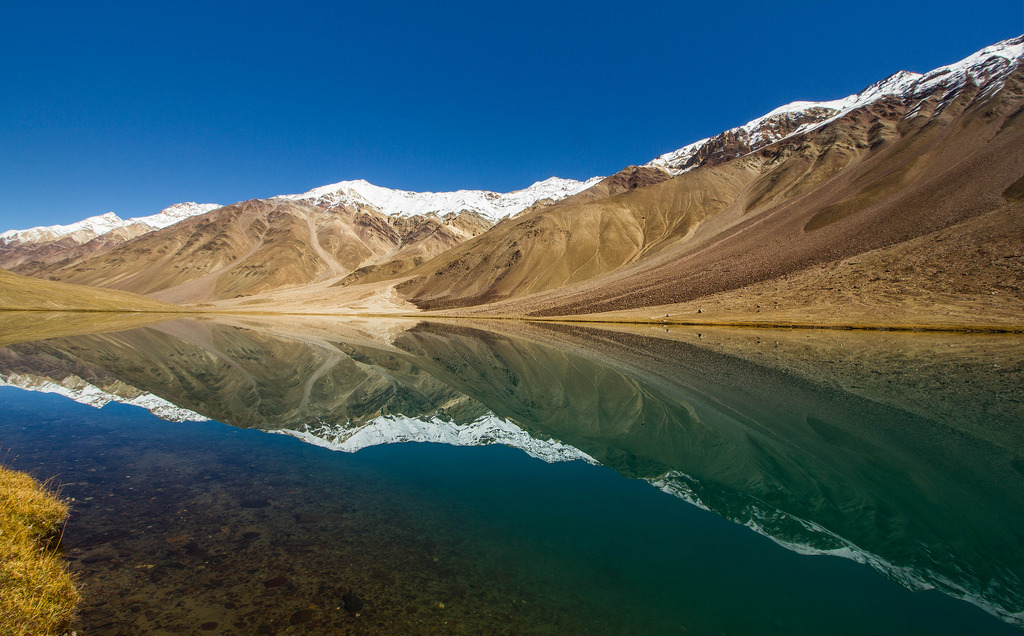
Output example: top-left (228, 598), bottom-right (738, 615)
top-left (0, 315), bottom-right (1021, 630)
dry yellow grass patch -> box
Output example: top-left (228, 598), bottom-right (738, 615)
top-left (0, 466), bottom-right (79, 636)
top-left (0, 267), bottom-right (182, 312)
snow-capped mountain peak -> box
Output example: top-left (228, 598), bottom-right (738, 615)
top-left (280, 175), bottom-right (604, 222)
top-left (647, 35), bottom-right (1023, 175)
top-left (0, 211), bottom-right (127, 246)
top-left (0, 202), bottom-right (221, 247)
top-left (131, 202), bottom-right (222, 230)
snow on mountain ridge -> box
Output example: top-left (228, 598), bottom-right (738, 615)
top-left (281, 176), bottom-right (604, 221)
top-left (647, 35), bottom-right (1023, 175)
top-left (132, 202), bottom-right (222, 230)
top-left (0, 211), bottom-right (126, 245)
top-left (1, 173), bottom-right (602, 247)
top-left (0, 202), bottom-right (221, 246)
top-left (645, 71), bottom-right (921, 174)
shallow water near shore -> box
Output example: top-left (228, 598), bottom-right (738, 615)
top-left (0, 315), bottom-right (1021, 635)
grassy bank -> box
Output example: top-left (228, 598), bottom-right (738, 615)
top-left (0, 268), bottom-right (183, 313)
top-left (0, 465), bottom-right (79, 636)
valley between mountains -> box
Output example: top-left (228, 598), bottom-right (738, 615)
top-left (2, 37), bottom-right (1022, 331)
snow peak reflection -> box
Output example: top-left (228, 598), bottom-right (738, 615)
top-left (0, 316), bottom-right (1021, 634)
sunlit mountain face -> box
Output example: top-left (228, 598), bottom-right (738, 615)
top-left (1, 315), bottom-right (1020, 632)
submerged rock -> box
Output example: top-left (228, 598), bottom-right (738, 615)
top-left (289, 609), bottom-right (313, 624)
top-left (342, 592), bottom-right (363, 614)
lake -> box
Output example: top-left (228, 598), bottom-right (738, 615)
top-left (0, 314), bottom-right (1021, 635)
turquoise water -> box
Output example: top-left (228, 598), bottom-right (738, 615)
top-left (0, 318), bottom-right (1020, 635)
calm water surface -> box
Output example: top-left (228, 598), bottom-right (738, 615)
top-left (0, 315), bottom-right (1020, 635)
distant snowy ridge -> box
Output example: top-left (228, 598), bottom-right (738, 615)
top-left (0, 202), bottom-right (221, 246)
top-left (0, 212), bottom-right (126, 245)
top-left (279, 176), bottom-right (604, 222)
top-left (647, 35), bottom-right (1024, 174)
top-left (134, 202), bottom-right (224, 230)
top-left (2, 177), bottom-right (604, 244)
top-left (274, 413), bottom-right (598, 464)
top-left (0, 372), bottom-right (210, 423)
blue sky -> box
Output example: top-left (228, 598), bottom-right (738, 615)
top-left (0, 1), bottom-right (1020, 230)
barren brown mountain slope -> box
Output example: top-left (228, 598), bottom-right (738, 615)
top-left (395, 163), bottom-right (752, 307)
top-left (0, 222), bottom-right (154, 272)
top-left (539, 205), bottom-right (1022, 330)
top-left (330, 166), bottom-right (671, 292)
top-left (17, 198), bottom-right (493, 303)
top-left (30, 199), bottom-right (331, 302)
top-left (330, 211), bottom-right (493, 288)
top-left (398, 61), bottom-right (1024, 326)
top-left (553, 165), bottom-right (672, 204)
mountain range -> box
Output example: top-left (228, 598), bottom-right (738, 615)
top-left (2, 36), bottom-right (1021, 329)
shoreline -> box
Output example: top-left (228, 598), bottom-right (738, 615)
top-left (0, 307), bottom-right (1021, 335)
